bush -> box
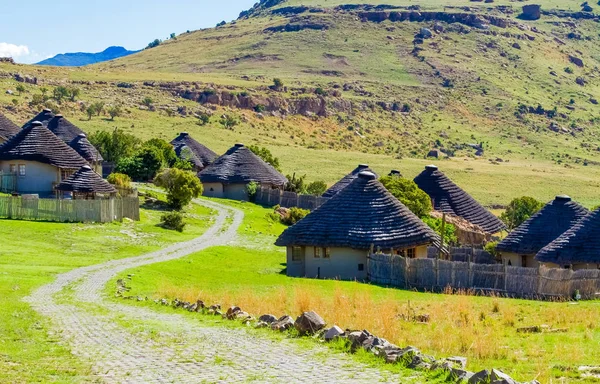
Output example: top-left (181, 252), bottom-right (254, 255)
top-left (254, 104), bottom-right (266, 113)
top-left (379, 176), bottom-right (432, 218)
top-left (484, 241), bottom-right (499, 259)
top-left (160, 211), bottom-right (186, 232)
top-left (247, 145), bottom-right (282, 171)
top-left (143, 138), bottom-right (178, 167)
top-left (281, 207), bottom-right (310, 226)
top-left (422, 216), bottom-right (458, 246)
top-left (306, 181), bottom-right (327, 196)
top-left (197, 112), bottom-right (211, 126)
top-left (219, 115), bottom-right (238, 130)
top-left (116, 147), bottom-right (164, 181)
top-left (315, 87), bottom-right (327, 96)
top-left (246, 181), bottom-right (259, 202)
top-left (564, 67), bottom-right (574, 74)
top-left (285, 173), bottom-right (306, 194)
top-left (147, 39), bottom-right (162, 49)
top-left (89, 128), bottom-right (141, 164)
top-left (107, 173), bottom-right (132, 189)
top-left (273, 78), bottom-right (284, 88)
top-left (154, 168), bottom-right (203, 210)
top-left (500, 196), bottom-right (544, 230)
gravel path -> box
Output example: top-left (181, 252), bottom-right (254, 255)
top-left (25, 199), bottom-right (405, 383)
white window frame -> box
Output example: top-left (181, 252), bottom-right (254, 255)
top-left (18, 164), bottom-right (26, 177)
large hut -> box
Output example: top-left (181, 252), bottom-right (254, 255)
top-left (322, 164), bottom-right (375, 198)
top-left (0, 122), bottom-right (89, 196)
top-left (170, 132), bottom-right (217, 171)
top-left (0, 112), bottom-right (20, 144)
top-left (55, 165), bottom-right (117, 199)
top-left (46, 114), bottom-right (85, 143)
top-left (536, 208), bottom-right (600, 270)
top-left (497, 195), bottom-right (589, 268)
top-left (414, 165), bottom-right (505, 236)
top-left (69, 133), bottom-right (104, 173)
top-left (198, 143), bottom-right (287, 201)
top-left (276, 171), bottom-right (440, 280)
top-left (22, 108), bottom-right (54, 129)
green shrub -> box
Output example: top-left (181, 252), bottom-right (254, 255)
top-left (247, 145), bottom-right (282, 171)
top-left (160, 211), bottom-right (186, 232)
top-left (379, 176), bottom-right (432, 218)
top-left (154, 168), bottom-right (203, 210)
top-left (484, 241), bottom-right (499, 258)
top-left (500, 196), bottom-right (544, 230)
top-left (284, 173), bottom-right (306, 194)
top-left (280, 207), bottom-right (310, 226)
top-left (246, 181), bottom-right (260, 202)
top-left (254, 104), bottom-right (266, 112)
top-left (422, 216), bottom-right (458, 246)
top-left (107, 173), bottom-right (132, 189)
top-left (306, 181), bottom-right (327, 196)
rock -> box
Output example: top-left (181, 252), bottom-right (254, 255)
top-left (324, 325), bottom-right (344, 341)
top-left (258, 314), bottom-right (278, 324)
top-left (226, 306), bottom-right (242, 320)
top-left (408, 353), bottom-right (435, 368)
top-left (385, 346), bottom-right (421, 364)
top-left (255, 321), bottom-right (269, 329)
top-left (446, 356), bottom-right (468, 369)
top-left (6, 90), bottom-right (13, 95)
top-left (576, 77), bottom-right (586, 86)
top-left (512, 42), bottom-right (521, 49)
top-left (491, 369), bottom-right (517, 384)
top-left (433, 23), bottom-right (444, 33)
top-left (271, 315), bottom-right (294, 331)
top-left (295, 311), bottom-right (326, 335)
top-left (582, 4), bottom-right (593, 11)
top-left (569, 55), bottom-right (584, 67)
top-left (348, 330), bottom-right (372, 348)
top-left (420, 27), bottom-right (433, 39)
top-left (517, 325), bottom-right (542, 333)
top-left (590, 98), bottom-right (598, 105)
top-left (427, 149), bottom-right (442, 158)
top-left (453, 368), bottom-right (474, 381)
top-left (521, 4), bottom-right (541, 20)
top-left (468, 369), bottom-right (491, 384)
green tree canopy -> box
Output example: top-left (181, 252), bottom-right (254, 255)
top-left (143, 138), bottom-right (177, 167)
top-left (89, 128), bottom-right (141, 163)
top-left (154, 168), bottom-right (203, 210)
top-left (500, 196), bottom-right (544, 230)
top-left (115, 147), bottom-right (163, 181)
top-left (379, 175), bottom-right (433, 218)
top-left (247, 145), bottom-right (281, 172)
top-left (306, 181), bottom-right (327, 196)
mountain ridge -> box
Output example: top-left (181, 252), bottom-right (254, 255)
top-left (37, 46), bottom-right (139, 67)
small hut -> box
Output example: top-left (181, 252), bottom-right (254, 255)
top-left (46, 114), bottom-right (86, 143)
top-left (0, 122), bottom-right (89, 196)
top-left (170, 132), bottom-right (217, 171)
top-left (55, 165), bottom-right (117, 199)
top-left (536, 208), bottom-right (600, 270)
top-left (497, 195), bottom-right (588, 268)
top-left (22, 108), bottom-right (54, 129)
top-left (414, 165), bottom-right (505, 236)
top-left (322, 164), bottom-right (376, 198)
top-left (275, 171), bottom-right (440, 280)
top-left (198, 143), bottom-right (287, 201)
top-left (69, 133), bottom-right (104, 173)
top-left (0, 112), bottom-right (20, 144)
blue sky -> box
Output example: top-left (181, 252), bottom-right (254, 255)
top-left (0, 0), bottom-right (257, 63)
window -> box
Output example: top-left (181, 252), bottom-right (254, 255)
top-left (406, 248), bottom-right (416, 259)
top-left (324, 247), bottom-right (331, 259)
top-left (291, 246), bottom-right (304, 262)
top-left (9, 164), bottom-right (16, 174)
top-left (314, 247), bottom-right (321, 258)
top-left (358, 263), bottom-right (364, 271)
top-left (18, 164), bottom-right (25, 177)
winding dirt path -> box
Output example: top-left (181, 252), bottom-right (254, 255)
top-left (25, 199), bottom-right (405, 383)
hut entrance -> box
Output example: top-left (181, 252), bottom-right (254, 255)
top-left (0, 171), bottom-right (17, 193)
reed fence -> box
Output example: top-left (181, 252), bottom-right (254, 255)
top-left (368, 253), bottom-right (600, 299)
top-left (255, 186), bottom-right (328, 210)
top-left (0, 196), bottom-right (140, 223)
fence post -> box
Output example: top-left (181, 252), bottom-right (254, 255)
top-left (537, 265), bottom-right (543, 296)
top-left (468, 261), bottom-right (473, 287)
top-left (503, 263), bottom-right (508, 292)
top-left (404, 257), bottom-right (410, 289)
top-left (435, 258), bottom-right (440, 291)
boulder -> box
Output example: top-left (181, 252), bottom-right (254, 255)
top-left (384, 346), bottom-right (420, 364)
top-left (452, 368), bottom-right (474, 381)
top-left (446, 356), bottom-right (468, 369)
top-left (420, 27), bottom-right (433, 39)
top-left (324, 325), bottom-right (345, 341)
top-left (258, 314), bottom-right (278, 324)
top-left (468, 369), bottom-right (491, 384)
top-left (569, 55), bottom-right (584, 67)
top-left (582, 4), bottom-right (593, 11)
top-left (226, 306), bottom-right (242, 320)
top-left (348, 330), bottom-right (372, 348)
top-left (521, 4), bottom-right (541, 20)
top-left (576, 77), bottom-right (586, 86)
top-left (294, 311), bottom-right (326, 335)
top-left (271, 315), bottom-right (294, 331)
top-left (512, 42), bottom-right (521, 49)
top-left (491, 369), bottom-right (517, 384)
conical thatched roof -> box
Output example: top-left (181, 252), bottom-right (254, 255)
top-left (0, 112), bottom-right (20, 141)
top-left (414, 165), bottom-right (505, 234)
top-left (0, 122), bottom-right (89, 169)
top-left (170, 132), bottom-right (217, 169)
top-left (536, 208), bottom-right (600, 265)
top-left (22, 108), bottom-right (54, 129)
top-left (322, 164), bottom-right (377, 198)
top-left (497, 195), bottom-right (589, 255)
top-left (46, 115), bottom-right (85, 143)
top-left (69, 133), bottom-right (103, 162)
top-left (56, 165), bottom-right (117, 194)
top-left (198, 143), bottom-right (287, 186)
top-left (276, 171), bottom-right (440, 250)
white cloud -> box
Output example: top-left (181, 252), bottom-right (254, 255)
top-left (0, 42), bottom-right (30, 58)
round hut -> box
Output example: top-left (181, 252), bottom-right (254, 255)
top-left (46, 114), bottom-right (86, 143)
top-left (497, 195), bottom-right (588, 268)
top-left (414, 165), bottom-right (505, 236)
top-left (55, 165), bottom-right (117, 200)
top-left (22, 108), bottom-right (54, 129)
top-left (536, 208), bottom-right (600, 270)
top-left (275, 171), bottom-right (440, 280)
top-left (170, 132), bottom-right (217, 172)
top-left (198, 143), bottom-right (287, 201)
top-left (0, 112), bottom-right (20, 144)
top-left (322, 164), bottom-right (376, 198)
top-left (69, 133), bottom-right (104, 173)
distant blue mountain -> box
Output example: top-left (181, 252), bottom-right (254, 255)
top-left (37, 46), bottom-right (139, 67)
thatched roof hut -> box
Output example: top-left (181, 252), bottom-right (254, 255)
top-left (414, 165), bottom-right (505, 234)
top-left (0, 112), bottom-right (20, 141)
top-left (536, 208), bottom-right (600, 267)
top-left (276, 171), bottom-right (440, 250)
top-left (170, 132), bottom-right (217, 170)
top-left (22, 108), bottom-right (54, 129)
top-left (199, 143), bottom-right (287, 186)
top-left (322, 164), bottom-right (376, 198)
top-left (69, 133), bottom-right (103, 163)
top-left (55, 165), bottom-right (116, 197)
top-left (46, 115), bottom-right (85, 143)
top-left (0, 122), bottom-right (88, 169)
top-left (498, 195), bottom-right (588, 255)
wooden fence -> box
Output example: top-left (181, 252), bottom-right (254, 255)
top-left (368, 253), bottom-right (600, 299)
top-left (0, 196), bottom-right (140, 223)
top-left (426, 246), bottom-right (496, 264)
top-left (255, 186), bottom-right (329, 210)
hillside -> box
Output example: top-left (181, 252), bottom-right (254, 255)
top-left (1, 0), bottom-right (600, 206)
top-left (37, 46), bottom-right (139, 67)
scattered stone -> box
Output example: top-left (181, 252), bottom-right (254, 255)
top-left (576, 77), bottom-right (586, 86)
top-left (569, 55), bottom-right (584, 67)
top-left (468, 369), bottom-right (491, 384)
top-left (420, 27), bottom-right (433, 39)
top-left (271, 315), bottom-right (294, 331)
top-left (512, 42), bottom-right (521, 49)
top-left (452, 368), bottom-right (474, 381)
top-left (295, 311), bottom-right (326, 335)
top-left (517, 325), bottom-right (542, 333)
top-left (590, 98), bottom-right (598, 105)
top-left (521, 4), bottom-right (541, 20)
top-left (226, 306), bottom-right (242, 320)
top-left (446, 356), bottom-right (468, 369)
top-left (6, 90), bottom-right (13, 95)
top-left (324, 325), bottom-right (344, 341)
top-left (491, 369), bottom-right (517, 384)
top-left (258, 314), bottom-right (278, 324)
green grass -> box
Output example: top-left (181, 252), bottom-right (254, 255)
top-left (112, 199), bottom-right (600, 383)
top-left (0, 198), bottom-right (214, 383)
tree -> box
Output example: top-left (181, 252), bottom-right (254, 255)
top-left (500, 196), bottom-right (544, 231)
top-left (422, 216), bottom-right (458, 247)
top-left (247, 145), bottom-right (281, 172)
top-left (92, 102), bottom-right (105, 116)
top-left (143, 138), bottom-right (178, 167)
top-left (285, 173), bottom-right (306, 193)
top-left (154, 168), bottom-right (203, 210)
top-left (53, 86), bottom-right (69, 103)
top-left (273, 78), bottom-right (284, 89)
top-left (115, 146), bottom-right (163, 181)
top-left (306, 181), bottom-right (327, 196)
top-left (86, 105), bottom-right (95, 120)
top-left (170, 32), bottom-right (177, 40)
top-left (108, 105), bottom-right (122, 120)
top-left (197, 112), bottom-right (210, 126)
top-left (142, 97), bottom-right (153, 108)
top-left (89, 128), bottom-right (141, 163)
top-left (146, 39), bottom-right (161, 49)
top-left (379, 175), bottom-right (432, 218)
top-left (15, 84), bottom-right (25, 96)
top-left (67, 87), bottom-right (80, 102)
top-left (219, 115), bottom-right (238, 130)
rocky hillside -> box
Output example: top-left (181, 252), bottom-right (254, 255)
top-left (37, 46), bottom-right (139, 67)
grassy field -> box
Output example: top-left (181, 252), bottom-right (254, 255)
top-left (112, 199), bottom-right (600, 383)
top-left (0, 198), bottom-right (214, 383)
